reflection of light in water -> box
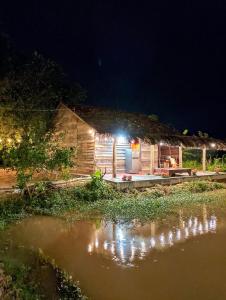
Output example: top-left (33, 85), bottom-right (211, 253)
top-left (176, 229), bottom-right (181, 240)
top-left (87, 215), bottom-right (217, 266)
top-left (104, 241), bottom-right (108, 250)
top-left (188, 218), bottom-right (192, 227)
top-left (185, 227), bottom-right (189, 238)
top-left (205, 221), bottom-right (209, 232)
top-left (160, 233), bottom-right (165, 245)
top-left (150, 237), bottom-right (156, 248)
top-left (88, 244), bottom-right (93, 253)
top-left (111, 243), bottom-right (115, 255)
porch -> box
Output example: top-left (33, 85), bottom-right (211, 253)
top-left (104, 171), bottom-right (226, 190)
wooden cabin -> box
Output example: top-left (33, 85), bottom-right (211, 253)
top-left (53, 103), bottom-right (185, 175)
top-left (53, 102), bottom-right (226, 176)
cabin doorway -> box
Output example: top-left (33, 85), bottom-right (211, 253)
top-left (125, 139), bottom-right (141, 173)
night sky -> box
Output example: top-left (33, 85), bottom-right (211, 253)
top-left (1, 1), bottom-right (226, 138)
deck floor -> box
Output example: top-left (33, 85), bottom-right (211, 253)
top-left (104, 172), bottom-right (226, 189)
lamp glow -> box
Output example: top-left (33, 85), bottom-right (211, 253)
top-left (117, 135), bottom-right (126, 144)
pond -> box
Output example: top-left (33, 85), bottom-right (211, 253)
top-left (1, 205), bottom-right (226, 300)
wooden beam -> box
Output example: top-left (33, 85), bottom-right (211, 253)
top-left (112, 137), bottom-right (117, 178)
top-left (150, 144), bottom-right (155, 174)
top-left (202, 145), bottom-right (207, 171)
top-left (179, 146), bottom-right (183, 168)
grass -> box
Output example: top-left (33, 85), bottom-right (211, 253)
top-left (1, 180), bottom-right (226, 228)
top-left (91, 189), bottom-right (226, 222)
top-left (0, 257), bottom-right (43, 299)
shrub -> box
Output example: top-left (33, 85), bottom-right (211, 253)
top-left (73, 171), bottom-right (119, 202)
top-left (171, 180), bottom-right (225, 194)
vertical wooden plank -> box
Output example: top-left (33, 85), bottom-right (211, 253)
top-left (179, 146), bottom-right (183, 168)
top-left (150, 144), bottom-right (155, 174)
top-left (112, 137), bottom-right (117, 178)
top-left (202, 145), bottom-right (207, 171)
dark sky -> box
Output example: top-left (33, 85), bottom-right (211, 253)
top-left (1, 1), bottom-right (226, 138)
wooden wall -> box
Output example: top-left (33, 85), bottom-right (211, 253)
top-left (140, 142), bottom-right (158, 174)
top-left (95, 135), bottom-right (130, 174)
top-left (95, 137), bottom-right (159, 175)
top-left (53, 103), bottom-right (95, 174)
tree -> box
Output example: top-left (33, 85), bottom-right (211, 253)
top-left (0, 42), bottom-right (85, 189)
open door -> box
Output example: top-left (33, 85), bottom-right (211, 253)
top-left (125, 139), bottom-right (141, 173)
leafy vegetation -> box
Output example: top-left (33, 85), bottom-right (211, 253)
top-left (1, 179), bottom-right (226, 228)
top-left (0, 35), bottom-right (86, 189)
top-left (0, 248), bottom-right (87, 299)
top-left (183, 149), bottom-right (226, 172)
top-left (0, 258), bottom-right (42, 299)
top-left (38, 249), bottom-right (87, 300)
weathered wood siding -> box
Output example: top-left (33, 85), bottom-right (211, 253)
top-left (54, 104), bottom-right (95, 174)
top-left (140, 142), bottom-right (158, 174)
top-left (95, 135), bottom-right (130, 174)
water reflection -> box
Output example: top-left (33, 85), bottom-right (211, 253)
top-left (87, 209), bottom-right (217, 266)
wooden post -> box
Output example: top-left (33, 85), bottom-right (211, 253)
top-left (112, 137), bottom-right (117, 178)
top-left (202, 145), bottom-right (207, 172)
top-left (150, 144), bottom-right (155, 174)
top-left (179, 146), bottom-right (183, 168)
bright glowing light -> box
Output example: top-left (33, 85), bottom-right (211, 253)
top-left (150, 237), bottom-right (156, 247)
top-left (188, 218), bottom-right (192, 227)
top-left (176, 229), bottom-right (181, 240)
top-left (0, 138), bottom-right (2, 143)
top-left (198, 223), bottom-right (203, 234)
top-left (210, 143), bottom-right (216, 148)
top-left (7, 138), bottom-right (12, 143)
top-left (111, 243), bottom-right (115, 255)
top-left (103, 241), bottom-right (108, 250)
top-left (168, 231), bottom-right (173, 242)
top-left (159, 141), bottom-right (164, 146)
top-left (160, 233), bottom-right (165, 245)
top-left (88, 244), bottom-right (93, 253)
top-left (141, 241), bottom-right (146, 252)
top-left (185, 227), bottom-right (189, 238)
top-left (88, 129), bottom-right (94, 135)
top-left (117, 135), bottom-right (126, 144)
top-left (95, 238), bottom-right (99, 248)
top-left (117, 228), bottom-right (124, 241)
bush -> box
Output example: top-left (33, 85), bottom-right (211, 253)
top-left (73, 171), bottom-right (119, 202)
top-left (171, 180), bottom-right (224, 194)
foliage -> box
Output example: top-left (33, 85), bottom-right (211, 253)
top-left (183, 149), bottom-right (226, 171)
top-left (38, 250), bottom-right (87, 300)
top-left (0, 179), bottom-right (226, 227)
top-left (0, 43), bottom-right (86, 188)
top-left (197, 131), bottom-right (209, 138)
top-left (182, 129), bottom-right (189, 135)
top-left (1, 133), bottom-right (74, 190)
top-left (0, 196), bottom-right (27, 230)
top-left (0, 259), bottom-right (42, 299)
top-left (73, 171), bottom-right (119, 202)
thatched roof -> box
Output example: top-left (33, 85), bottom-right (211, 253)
top-left (63, 103), bottom-right (226, 149)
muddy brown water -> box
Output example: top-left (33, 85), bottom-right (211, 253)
top-left (1, 206), bottom-right (226, 300)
